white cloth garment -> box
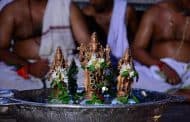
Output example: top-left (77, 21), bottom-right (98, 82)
top-left (0, 0), bottom-right (13, 11)
top-left (39, 0), bottom-right (76, 64)
top-left (107, 0), bottom-right (129, 65)
top-left (39, 0), bottom-right (84, 88)
top-left (133, 58), bottom-right (190, 93)
top-left (0, 62), bottom-right (44, 90)
top-left (0, 0), bottom-right (79, 90)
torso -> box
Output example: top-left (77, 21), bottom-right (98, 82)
top-left (83, 6), bottom-right (112, 47)
top-left (93, 12), bottom-right (112, 35)
top-left (83, 5), bottom-right (133, 47)
top-left (150, 3), bottom-right (190, 62)
top-left (11, 0), bottom-right (47, 60)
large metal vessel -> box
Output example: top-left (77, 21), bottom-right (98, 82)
top-left (0, 88), bottom-right (186, 122)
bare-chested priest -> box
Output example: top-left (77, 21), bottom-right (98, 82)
top-left (132, 0), bottom-right (190, 95)
top-left (0, 0), bottom-right (90, 90)
top-left (83, 0), bottom-right (138, 67)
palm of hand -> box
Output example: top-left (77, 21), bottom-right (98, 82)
top-left (28, 60), bottom-right (49, 78)
top-left (162, 63), bottom-right (181, 85)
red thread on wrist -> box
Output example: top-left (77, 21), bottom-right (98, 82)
top-left (156, 61), bottom-right (165, 71)
top-left (17, 65), bottom-right (30, 79)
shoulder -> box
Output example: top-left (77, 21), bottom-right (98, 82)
top-left (0, 0), bottom-right (23, 18)
top-left (140, 3), bottom-right (166, 23)
top-left (0, 2), bottom-right (15, 22)
top-left (126, 4), bottom-right (135, 14)
top-left (70, 2), bottom-right (86, 21)
top-left (70, 2), bottom-right (82, 14)
top-left (126, 4), bottom-right (136, 18)
top-left (70, 2), bottom-right (87, 18)
top-left (143, 1), bottom-right (175, 21)
top-left (82, 5), bottom-right (95, 16)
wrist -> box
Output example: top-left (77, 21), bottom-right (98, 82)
top-left (16, 64), bottom-right (30, 79)
top-left (156, 61), bottom-right (165, 71)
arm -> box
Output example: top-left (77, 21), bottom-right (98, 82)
top-left (82, 5), bottom-right (94, 16)
top-left (0, 6), bottom-right (28, 66)
top-left (126, 5), bottom-right (138, 44)
top-left (132, 7), bottom-right (181, 85)
top-left (132, 7), bottom-right (159, 66)
top-left (0, 6), bottom-right (49, 78)
top-left (70, 2), bottom-right (90, 44)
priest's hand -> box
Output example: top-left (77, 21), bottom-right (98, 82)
top-left (28, 59), bottom-right (49, 78)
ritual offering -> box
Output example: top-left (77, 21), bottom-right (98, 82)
top-left (78, 32), bottom-right (114, 104)
top-left (48, 47), bottom-right (78, 104)
top-left (114, 49), bottom-right (139, 104)
top-left (0, 33), bottom-right (186, 122)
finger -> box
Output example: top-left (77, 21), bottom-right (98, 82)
top-left (171, 79), bottom-right (177, 85)
top-left (166, 78), bottom-right (172, 84)
top-left (167, 78), bottom-right (176, 85)
top-left (171, 78), bottom-right (180, 85)
top-left (173, 75), bottom-right (181, 84)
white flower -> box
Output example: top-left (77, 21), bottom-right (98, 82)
top-left (87, 60), bottom-right (93, 66)
top-left (60, 68), bottom-right (66, 73)
top-left (98, 58), bottom-right (105, 63)
top-left (129, 71), bottom-right (135, 78)
top-left (64, 77), bottom-right (68, 83)
top-left (141, 90), bottom-right (147, 97)
top-left (95, 62), bottom-right (101, 69)
top-left (126, 64), bottom-right (132, 70)
top-left (58, 72), bottom-right (64, 81)
top-left (129, 71), bottom-right (135, 77)
top-left (87, 55), bottom-right (98, 67)
top-left (51, 71), bottom-right (57, 79)
top-left (120, 63), bottom-right (134, 76)
top-left (102, 86), bottom-right (108, 93)
top-left (120, 65), bottom-right (127, 74)
top-left (56, 66), bottom-right (62, 71)
top-left (91, 53), bottom-right (96, 59)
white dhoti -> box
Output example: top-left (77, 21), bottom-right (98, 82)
top-left (107, 0), bottom-right (129, 66)
top-left (0, 62), bottom-right (45, 90)
top-left (133, 58), bottom-right (190, 93)
top-left (0, 0), bottom-right (77, 90)
top-left (40, 0), bottom-right (84, 88)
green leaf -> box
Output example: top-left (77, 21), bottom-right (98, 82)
top-left (86, 100), bottom-right (93, 104)
top-left (86, 94), bottom-right (103, 104)
top-left (50, 79), bottom-right (58, 88)
top-left (134, 71), bottom-right (138, 77)
top-left (57, 82), bottom-right (63, 89)
top-left (88, 65), bottom-right (96, 72)
top-left (121, 71), bottom-right (129, 77)
top-left (100, 62), bottom-right (108, 69)
top-left (117, 96), bottom-right (129, 104)
top-left (132, 95), bottom-right (139, 103)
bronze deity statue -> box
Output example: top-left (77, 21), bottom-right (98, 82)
top-left (78, 32), bottom-right (111, 99)
top-left (117, 49), bottom-right (137, 97)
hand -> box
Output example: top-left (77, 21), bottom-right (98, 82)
top-left (28, 59), bottom-right (49, 78)
top-left (160, 63), bottom-right (181, 85)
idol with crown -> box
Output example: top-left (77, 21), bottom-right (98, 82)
top-left (114, 49), bottom-right (139, 104)
top-left (47, 47), bottom-right (78, 104)
top-left (48, 33), bottom-right (139, 105)
top-left (78, 32), bottom-right (114, 104)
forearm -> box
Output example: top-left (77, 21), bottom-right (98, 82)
top-left (133, 48), bottom-right (160, 67)
top-left (0, 49), bottom-right (28, 66)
